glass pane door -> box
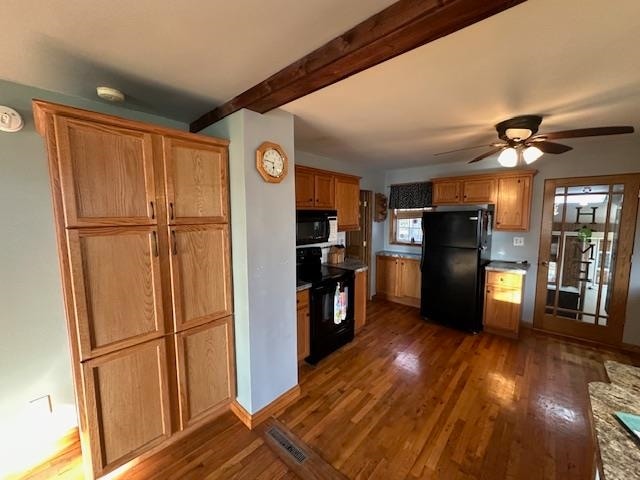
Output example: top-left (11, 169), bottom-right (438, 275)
top-left (535, 176), bottom-right (639, 345)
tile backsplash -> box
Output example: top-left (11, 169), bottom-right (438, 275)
top-left (296, 232), bottom-right (346, 263)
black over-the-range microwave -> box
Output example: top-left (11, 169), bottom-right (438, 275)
top-left (296, 210), bottom-right (337, 245)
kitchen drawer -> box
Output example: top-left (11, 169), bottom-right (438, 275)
top-left (296, 289), bottom-right (310, 309)
top-left (486, 271), bottom-right (522, 289)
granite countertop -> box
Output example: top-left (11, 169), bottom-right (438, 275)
top-left (589, 361), bottom-right (640, 480)
top-left (326, 258), bottom-right (368, 272)
top-left (296, 280), bottom-right (312, 292)
top-left (485, 261), bottom-right (530, 275)
top-left (376, 250), bottom-right (422, 261)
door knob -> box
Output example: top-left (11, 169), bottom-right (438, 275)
top-left (540, 261), bottom-right (549, 267)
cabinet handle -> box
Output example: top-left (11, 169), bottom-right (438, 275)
top-left (169, 202), bottom-right (175, 220)
top-left (152, 231), bottom-right (159, 257)
top-left (149, 201), bottom-right (155, 219)
top-left (487, 289), bottom-right (491, 293)
top-left (171, 230), bottom-right (177, 255)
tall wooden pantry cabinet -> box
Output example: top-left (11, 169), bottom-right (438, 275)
top-left (33, 100), bottom-right (235, 478)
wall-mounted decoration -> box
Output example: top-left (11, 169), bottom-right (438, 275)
top-left (374, 193), bottom-right (387, 222)
top-left (0, 106), bottom-right (23, 132)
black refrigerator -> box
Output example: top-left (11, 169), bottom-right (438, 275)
top-left (420, 209), bottom-right (492, 332)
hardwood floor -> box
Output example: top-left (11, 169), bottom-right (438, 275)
top-left (18, 300), bottom-right (635, 479)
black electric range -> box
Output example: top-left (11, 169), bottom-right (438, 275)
top-left (296, 247), bottom-right (354, 364)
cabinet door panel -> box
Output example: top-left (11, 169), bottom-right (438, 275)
top-left (484, 286), bottom-right (521, 332)
top-left (175, 318), bottom-right (232, 429)
top-left (83, 339), bottom-right (171, 477)
top-left (495, 175), bottom-right (532, 230)
top-left (376, 256), bottom-right (397, 296)
top-left (169, 225), bottom-right (233, 331)
top-left (463, 178), bottom-right (496, 204)
top-left (67, 227), bottom-right (164, 360)
top-left (297, 306), bottom-right (310, 361)
top-left (314, 174), bottom-right (335, 208)
top-left (55, 116), bottom-right (156, 226)
top-left (399, 259), bottom-right (421, 300)
top-left (163, 137), bottom-right (228, 224)
top-left (355, 270), bottom-right (367, 332)
top-left (433, 181), bottom-right (461, 204)
top-left (295, 169), bottom-right (315, 208)
top-left (335, 176), bottom-right (360, 231)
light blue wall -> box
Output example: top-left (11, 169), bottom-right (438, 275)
top-left (0, 79), bottom-right (187, 466)
top-left (383, 138), bottom-right (640, 345)
top-left (206, 109), bottom-right (298, 413)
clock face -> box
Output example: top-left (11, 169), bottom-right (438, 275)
top-left (262, 148), bottom-right (285, 177)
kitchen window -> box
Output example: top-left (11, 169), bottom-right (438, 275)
top-left (390, 208), bottom-right (426, 245)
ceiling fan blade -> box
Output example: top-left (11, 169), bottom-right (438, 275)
top-left (532, 126), bottom-right (634, 141)
top-left (468, 147), bottom-right (504, 164)
top-left (531, 141), bottom-right (573, 154)
top-left (434, 144), bottom-right (493, 156)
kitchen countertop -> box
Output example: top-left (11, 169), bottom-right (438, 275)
top-left (485, 261), bottom-right (530, 275)
top-left (589, 361), bottom-right (640, 480)
top-left (296, 280), bottom-right (312, 292)
top-left (326, 259), bottom-right (368, 273)
top-left (376, 250), bottom-right (422, 261)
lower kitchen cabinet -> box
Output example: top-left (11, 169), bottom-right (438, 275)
top-left (296, 289), bottom-right (310, 362)
top-left (82, 338), bottom-right (172, 477)
top-left (355, 270), bottom-right (367, 332)
top-left (174, 317), bottom-right (234, 430)
top-left (376, 255), bottom-right (421, 308)
top-left (483, 271), bottom-right (524, 338)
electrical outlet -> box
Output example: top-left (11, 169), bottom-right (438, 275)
top-left (513, 236), bottom-right (525, 247)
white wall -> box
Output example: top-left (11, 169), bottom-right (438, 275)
top-left (205, 109), bottom-right (298, 413)
top-left (383, 137), bottom-right (640, 345)
top-left (0, 79), bottom-right (186, 474)
top-left (295, 150), bottom-right (386, 295)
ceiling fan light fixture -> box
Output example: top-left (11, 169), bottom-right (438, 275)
top-left (523, 146), bottom-right (543, 164)
top-left (497, 147), bottom-right (518, 167)
top-left (505, 128), bottom-right (532, 141)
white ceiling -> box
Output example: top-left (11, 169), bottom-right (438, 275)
top-left (284, 0), bottom-right (640, 168)
top-left (1, 0), bottom-right (395, 121)
top-left (3, 0), bottom-right (639, 169)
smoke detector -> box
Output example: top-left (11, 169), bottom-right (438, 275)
top-left (0, 106), bottom-right (24, 132)
top-left (96, 86), bottom-right (125, 102)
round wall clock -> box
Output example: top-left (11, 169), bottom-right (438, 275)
top-left (256, 141), bottom-right (288, 183)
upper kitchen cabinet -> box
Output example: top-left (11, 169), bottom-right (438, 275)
top-left (335, 174), bottom-right (361, 231)
top-left (163, 136), bottom-right (229, 225)
top-left (295, 165), bottom-right (361, 231)
top-left (433, 180), bottom-right (461, 204)
top-left (295, 168), bottom-right (316, 208)
top-left (54, 116), bottom-right (157, 227)
top-left (314, 173), bottom-right (335, 209)
top-left (462, 178), bottom-right (496, 204)
top-left (495, 173), bottom-right (533, 231)
top-left (295, 166), bottom-right (334, 209)
top-left (432, 170), bottom-right (535, 231)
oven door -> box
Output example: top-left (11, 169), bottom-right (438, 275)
top-left (307, 275), bottom-right (354, 363)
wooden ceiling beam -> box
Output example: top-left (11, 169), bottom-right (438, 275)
top-left (190, 0), bottom-right (526, 132)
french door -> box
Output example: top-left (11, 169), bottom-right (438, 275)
top-left (534, 174), bottom-right (640, 344)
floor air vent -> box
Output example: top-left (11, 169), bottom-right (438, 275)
top-left (266, 426), bottom-right (307, 464)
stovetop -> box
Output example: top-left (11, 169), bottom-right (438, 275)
top-left (297, 265), bottom-right (351, 284)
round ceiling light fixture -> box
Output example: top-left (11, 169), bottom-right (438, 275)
top-left (96, 86), bottom-right (125, 102)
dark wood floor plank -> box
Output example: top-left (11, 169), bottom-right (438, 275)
top-left (18, 299), bottom-right (637, 480)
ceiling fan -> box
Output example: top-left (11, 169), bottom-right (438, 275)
top-left (434, 115), bottom-right (634, 167)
